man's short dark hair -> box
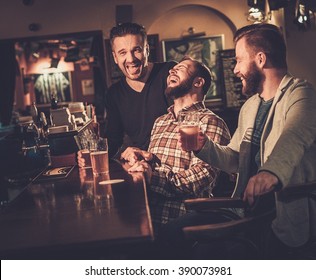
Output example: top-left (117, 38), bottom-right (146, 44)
top-left (110, 22), bottom-right (147, 47)
top-left (234, 23), bottom-right (287, 69)
top-left (180, 56), bottom-right (212, 95)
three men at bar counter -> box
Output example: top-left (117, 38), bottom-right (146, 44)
top-left (161, 23), bottom-right (316, 258)
top-left (121, 57), bottom-right (231, 234)
top-left (79, 21), bottom-right (316, 258)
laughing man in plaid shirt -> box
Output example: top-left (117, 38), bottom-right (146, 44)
top-left (122, 56), bottom-right (231, 234)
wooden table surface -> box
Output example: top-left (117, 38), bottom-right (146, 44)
top-left (0, 160), bottom-right (154, 259)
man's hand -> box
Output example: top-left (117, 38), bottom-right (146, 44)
top-left (243, 171), bottom-right (279, 205)
top-left (127, 160), bottom-right (153, 183)
top-left (121, 147), bottom-right (153, 166)
top-left (77, 150), bottom-right (86, 168)
top-left (178, 131), bottom-right (207, 152)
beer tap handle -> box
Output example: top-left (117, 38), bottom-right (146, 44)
top-left (40, 112), bottom-right (48, 130)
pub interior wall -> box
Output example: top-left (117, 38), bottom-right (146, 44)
top-left (0, 0), bottom-right (315, 89)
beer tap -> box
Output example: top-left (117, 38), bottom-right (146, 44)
top-left (21, 121), bottom-right (49, 155)
top-left (21, 104), bottom-right (50, 156)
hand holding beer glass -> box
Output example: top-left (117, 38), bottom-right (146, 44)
top-left (90, 138), bottom-right (109, 176)
top-left (178, 111), bottom-right (202, 152)
top-left (75, 133), bottom-right (98, 168)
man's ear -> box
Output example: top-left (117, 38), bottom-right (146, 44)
top-left (256, 52), bottom-right (266, 68)
top-left (112, 51), bottom-right (118, 64)
top-left (146, 43), bottom-right (150, 57)
top-left (193, 77), bottom-right (205, 88)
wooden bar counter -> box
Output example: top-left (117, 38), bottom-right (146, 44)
top-left (0, 160), bottom-right (154, 259)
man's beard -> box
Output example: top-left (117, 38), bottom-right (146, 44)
top-left (242, 62), bottom-right (263, 97)
top-left (165, 76), bottom-right (195, 99)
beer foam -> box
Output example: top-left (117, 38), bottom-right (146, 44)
top-left (90, 151), bottom-right (108, 155)
top-left (179, 125), bottom-right (199, 134)
top-left (99, 179), bottom-right (125, 185)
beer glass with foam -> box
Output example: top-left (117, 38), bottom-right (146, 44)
top-left (178, 111), bottom-right (200, 151)
top-left (78, 134), bottom-right (98, 168)
top-left (90, 138), bottom-right (109, 176)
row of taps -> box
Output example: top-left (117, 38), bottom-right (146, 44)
top-left (21, 113), bottom-right (50, 156)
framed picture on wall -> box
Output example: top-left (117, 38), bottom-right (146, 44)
top-left (217, 49), bottom-right (246, 108)
top-left (162, 35), bottom-right (224, 107)
top-left (33, 72), bottom-right (73, 104)
top-left (105, 34), bottom-right (161, 86)
top-left (104, 39), bottom-right (123, 85)
top-left (81, 79), bottom-right (95, 96)
top-left (147, 34), bottom-right (161, 62)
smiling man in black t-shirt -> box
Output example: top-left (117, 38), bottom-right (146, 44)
top-left (105, 22), bottom-right (176, 158)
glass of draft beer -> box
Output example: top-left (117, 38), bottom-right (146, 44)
top-left (178, 111), bottom-right (200, 151)
top-left (76, 134), bottom-right (98, 168)
top-left (80, 149), bottom-right (92, 167)
top-left (90, 138), bottom-right (109, 176)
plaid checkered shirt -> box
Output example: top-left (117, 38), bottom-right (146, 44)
top-left (147, 102), bottom-right (231, 233)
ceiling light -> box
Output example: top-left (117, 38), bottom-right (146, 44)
top-left (182, 27), bottom-right (206, 39)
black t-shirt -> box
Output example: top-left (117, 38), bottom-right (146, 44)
top-left (105, 61), bottom-right (176, 157)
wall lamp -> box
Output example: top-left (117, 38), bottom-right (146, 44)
top-left (182, 27), bottom-right (206, 39)
top-left (293, 0), bottom-right (316, 30)
top-left (247, 0), bottom-right (315, 31)
top-left (247, 0), bottom-right (290, 23)
top-left (247, 0), bottom-right (267, 22)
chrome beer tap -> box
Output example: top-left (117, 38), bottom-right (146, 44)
top-left (21, 121), bottom-right (49, 155)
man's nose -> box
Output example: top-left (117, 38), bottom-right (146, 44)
top-left (126, 51), bottom-right (136, 61)
top-left (169, 68), bottom-right (176, 74)
top-left (233, 64), bottom-right (238, 75)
